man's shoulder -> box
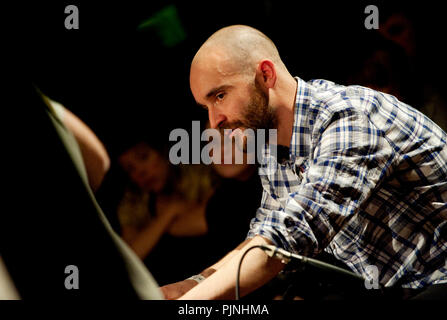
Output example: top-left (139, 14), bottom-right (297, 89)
top-left (305, 79), bottom-right (377, 116)
top-left (307, 78), bottom-right (376, 100)
top-left (307, 78), bottom-right (339, 91)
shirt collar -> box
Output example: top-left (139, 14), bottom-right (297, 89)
top-left (289, 76), bottom-right (312, 161)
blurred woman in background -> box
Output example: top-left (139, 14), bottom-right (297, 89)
top-left (113, 124), bottom-right (262, 285)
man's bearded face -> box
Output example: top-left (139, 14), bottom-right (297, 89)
top-left (220, 78), bottom-right (278, 154)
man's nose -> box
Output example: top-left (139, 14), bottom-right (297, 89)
top-left (208, 107), bottom-right (226, 129)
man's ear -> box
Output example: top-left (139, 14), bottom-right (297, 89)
top-left (255, 60), bottom-right (277, 90)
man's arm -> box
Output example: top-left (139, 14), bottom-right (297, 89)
top-left (160, 239), bottom-right (251, 299)
top-left (179, 235), bottom-right (285, 300)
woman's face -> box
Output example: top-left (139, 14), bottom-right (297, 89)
top-left (119, 142), bottom-right (169, 192)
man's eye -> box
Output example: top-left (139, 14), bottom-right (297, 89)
top-left (216, 93), bottom-right (225, 101)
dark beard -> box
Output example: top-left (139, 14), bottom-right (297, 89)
top-left (220, 78), bottom-right (278, 155)
top-left (222, 78), bottom-right (277, 132)
top-left (242, 78), bottom-right (278, 131)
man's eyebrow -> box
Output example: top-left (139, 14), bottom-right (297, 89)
top-left (205, 85), bottom-right (232, 99)
top-left (196, 85), bottom-right (232, 109)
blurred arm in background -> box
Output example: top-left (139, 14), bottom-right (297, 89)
top-left (0, 257), bottom-right (20, 300)
top-left (49, 100), bottom-right (111, 192)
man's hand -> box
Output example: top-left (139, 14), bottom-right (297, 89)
top-left (160, 279), bottom-right (198, 300)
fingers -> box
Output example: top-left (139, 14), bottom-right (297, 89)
top-left (160, 284), bottom-right (179, 300)
top-left (160, 280), bottom-right (199, 300)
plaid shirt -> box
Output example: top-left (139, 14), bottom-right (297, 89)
top-left (248, 77), bottom-right (447, 289)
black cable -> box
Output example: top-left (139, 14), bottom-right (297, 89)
top-left (235, 245), bottom-right (266, 300)
top-left (235, 244), bottom-right (368, 300)
top-left (294, 254), bottom-right (365, 282)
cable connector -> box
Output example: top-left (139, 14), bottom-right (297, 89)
top-left (262, 245), bottom-right (292, 264)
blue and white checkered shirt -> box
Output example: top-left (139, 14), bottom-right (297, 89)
top-left (248, 77), bottom-right (447, 289)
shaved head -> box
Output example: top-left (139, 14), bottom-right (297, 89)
top-left (189, 24), bottom-right (295, 152)
top-left (192, 25), bottom-right (286, 76)
top-left (190, 25), bottom-right (298, 149)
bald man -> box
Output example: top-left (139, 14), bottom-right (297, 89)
top-left (161, 25), bottom-right (447, 300)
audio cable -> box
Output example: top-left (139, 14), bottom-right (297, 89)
top-left (235, 244), bottom-right (365, 300)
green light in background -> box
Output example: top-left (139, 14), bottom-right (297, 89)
top-left (137, 4), bottom-right (186, 48)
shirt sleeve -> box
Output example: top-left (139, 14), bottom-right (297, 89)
top-left (248, 106), bottom-right (395, 257)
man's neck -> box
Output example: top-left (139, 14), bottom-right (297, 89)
top-left (274, 75), bottom-right (298, 147)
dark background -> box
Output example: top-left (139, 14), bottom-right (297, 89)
top-left (11, 1), bottom-right (446, 299)
top-left (28, 0), bottom-right (447, 159)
